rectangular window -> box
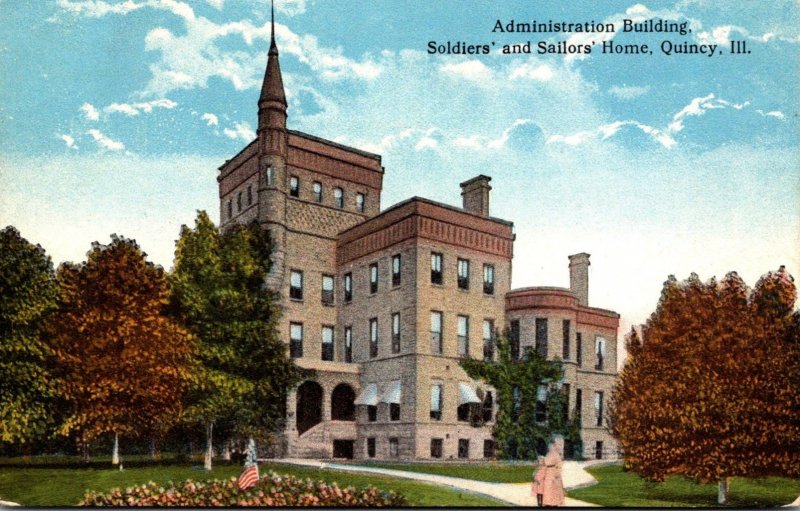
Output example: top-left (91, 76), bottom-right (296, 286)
top-left (483, 319), bottom-right (494, 361)
top-left (227, 200), bottom-right (232, 219)
top-left (390, 403), bottom-right (400, 421)
top-left (290, 322), bottom-right (303, 358)
top-left (367, 437), bottom-right (376, 458)
top-left (389, 437), bottom-right (399, 457)
top-left (290, 270), bottom-right (303, 300)
top-left (343, 272), bottom-right (352, 303)
top-left (289, 176), bottom-right (299, 197)
top-left (430, 384), bottom-right (442, 421)
top-left (562, 320), bottom-right (571, 360)
top-left (536, 385), bottom-right (548, 423)
top-left (595, 338), bottom-right (606, 371)
top-left (265, 165), bottom-right (273, 186)
top-left (482, 391), bottom-right (494, 422)
top-left (431, 252), bottom-right (443, 284)
top-left (457, 315), bottom-right (469, 357)
top-left (483, 264), bottom-right (495, 295)
top-left (313, 181), bottom-right (322, 203)
top-left (511, 387), bottom-right (521, 421)
top-left (367, 405), bottom-right (377, 422)
top-left (483, 439), bottom-right (495, 459)
top-left (430, 438), bottom-right (443, 458)
top-left (595, 441), bottom-right (604, 460)
top-left (369, 263), bottom-right (378, 294)
top-left (247, 185), bottom-right (252, 205)
top-left (535, 318), bottom-right (548, 358)
top-left (510, 320), bottom-right (520, 360)
top-left (237, 191), bottom-right (242, 212)
top-left (344, 326), bottom-right (353, 363)
top-left (458, 439), bottom-right (469, 459)
top-left (576, 333), bottom-right (583, 367)
top-left (575, 389), bottom-right (582, 423)
top-left (391, 312), bottom-right (401, 353)
top-left (391, 254), bottom-right (401, 287)
top-left (562, 383), bottom-right (571, 423)
top-left (430, 311), bottom-right (443, 354)
top-left (457, 401), bottom-right (470, 422)
top-left (356, 193), bottom-right (365, 213)
top-left (595, 391), bottom-right (604, 427)
top-left (321, 326), bottom-right (334, 361)
top-left (321, 274), bottom-right (334, 305)
top-left (457, 258), bottom-right (470, 290)
top-left (369, 318), bottom-right (378, 358)
top-left (334, 187), bottom-right (343, 208)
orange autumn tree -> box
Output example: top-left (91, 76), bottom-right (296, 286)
top-left (52, 236), bottom-right (195, 462)
top-left (610, 268), bottom-right (800, 505)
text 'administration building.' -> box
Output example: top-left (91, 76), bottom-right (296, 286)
top-left (217, 26), bottom-right (620, 461)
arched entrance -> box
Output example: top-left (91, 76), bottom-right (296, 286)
top-left (330, 383), bottom-right (355, 421)
top-left (296, 381), bottom-right (323, 435)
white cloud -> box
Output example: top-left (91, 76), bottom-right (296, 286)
top-left (439, 60), bottom-right (492, 82)
top-left (697, 24), bottom-right (800, 45)
top-left (276, 0), bottom-right (307, 16)
top-left (201, 112), bottom-right (219, 126)
top-left (608, 84), bottom-right (650, 100)
top-left (508, 62), bottom-right (554, 81)
top-left (103, 98), bottom-right (177, 116)
top-left (56, 0), bottom-right (147, 17)
top-left (86, 129), bottom-right (125, 151)
top-left (757, 110), bottom-right (786, 120)
top-left (205, 0), bottom-right (223, 9)
top-left (80, 102), bottom-right (100, 121)
top-left (223, 121), bottom-right (255, 142)
top-left (547, 121), bottom-right (676, 149)
top-left (58, 134), bottom-right (78, 149)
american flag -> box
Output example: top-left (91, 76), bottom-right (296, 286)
top-left (237, 464), bottom-right (259, 491)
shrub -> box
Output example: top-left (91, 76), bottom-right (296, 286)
top-left (79, 471), bottom-right (407, 507)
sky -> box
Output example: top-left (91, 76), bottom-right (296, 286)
top-left (1, 0), bottom-right (798, 343)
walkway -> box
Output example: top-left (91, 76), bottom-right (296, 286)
top-left (273, 458), bottom-right (602, 506)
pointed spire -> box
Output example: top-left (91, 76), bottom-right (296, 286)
top-left (260, 0), bottom-right (286, 109)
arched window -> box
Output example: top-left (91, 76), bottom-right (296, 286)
top-left (296, 381), bottom-right (323, 435)
top-left (331, 384), bottom-right (355, 421)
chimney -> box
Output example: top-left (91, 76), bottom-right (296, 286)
top-left (460, 175), bottom-right (492, 217)
top-left (568, 252), bottom-right (590, 306)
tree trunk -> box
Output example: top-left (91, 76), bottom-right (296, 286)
top-left (150, 437), bottom-right (161, 460)
top-left (204, 422), bottom-right (214, 471)
top-left (718, 478), bottom-right (730, 505)
top-left (112, 432), bottom-right (120, 465)
top-left (222, 440), bottom-right (231, 461)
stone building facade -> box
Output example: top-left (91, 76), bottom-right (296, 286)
top-left (217, 24), bottom-right (620, 461)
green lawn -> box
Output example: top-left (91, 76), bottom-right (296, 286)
top-left (356, 461), bottom-right (537, 483)
top-left (569, 464), bottom-right (800, 508)
top-left (0, 456), bottom-right (506, 507)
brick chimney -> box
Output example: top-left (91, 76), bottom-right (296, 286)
top-left (460, 175), bottom-right (492, 217)
top-left (568, 252), bottom-right (590, 306)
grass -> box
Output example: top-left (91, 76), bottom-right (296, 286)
top-left (568, 464), bottom-right (800, 508)
top-left (0, 456), bottom-right (506, 507)
top-left (354, 461), bottom-right (538, 483)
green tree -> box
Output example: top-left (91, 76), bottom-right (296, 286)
top-left (51, 235), bottom-right (195, 463)
top-left (170, 212), bottom-right (304, 470)
top-left (0, 227), bottom-right (59, 447)
top-left (460, 333), bottom-right (579, 460)
top-left (610, 269), bottom-right (800, 505)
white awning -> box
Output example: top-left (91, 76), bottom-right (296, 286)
top-left (354, 383), bottom-right (378, 406)
top-left (458, 383), bottom-right (481, 405)
top-left (380, 380), bottom-right (402, 404)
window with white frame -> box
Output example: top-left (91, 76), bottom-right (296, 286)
top-left (321, 326), bottom-right (334, 361)
top-left (457, 258), bottom-right (470, 290)
top-left (290, 270), bottom-right (303, 300)
top-left (457, 315), bottom-right (469, 357)
top-left (430, 383), bottom-right (443, 420)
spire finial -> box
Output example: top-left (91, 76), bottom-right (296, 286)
top-left (270, 0), bottom-right (275, 45)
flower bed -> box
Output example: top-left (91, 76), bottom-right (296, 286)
top-left (79, 470), bottom-right (407, 506)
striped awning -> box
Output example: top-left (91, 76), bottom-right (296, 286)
top-left (354, 383), bottom-right (378, 406)
top-left (458, 383), bottom-right (481, 405)
top-left (380, 380), bottom-right (402, 404)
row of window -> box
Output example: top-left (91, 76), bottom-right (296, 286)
top-left (519, 383), bottom-right (605, 428)
top-left (283, 172), bottom-right (366, 213)
top-left (363, 437), bottom-right (495, 459)
top-left (226, 184), bottom-right (255, 220)
top-left (508, 319), bottom-right (608, 370)
top-left (288, 257), bottom-right (496, 308)
top-left (429, 384), bottom-right (494, 422)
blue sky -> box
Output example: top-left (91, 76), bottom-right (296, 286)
top-left (1, 0), bottom-right (798, 337)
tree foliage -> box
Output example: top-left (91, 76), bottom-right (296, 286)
top-left (51, 235), bottom-right (195, 450)
top-left (0, 227), bottom-right (59, 445)
top-left (610, 268), bottom-right (800, 487)
top-left (170, 212), bottom-right (304, 446)
top-left (461, 333), bottom-right (580, 460)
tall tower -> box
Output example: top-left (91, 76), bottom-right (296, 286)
top-left (258, 2), bottom-right (289, 290)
